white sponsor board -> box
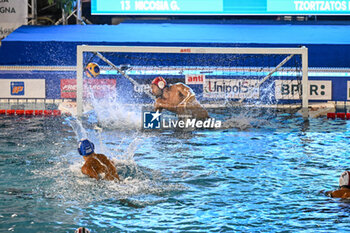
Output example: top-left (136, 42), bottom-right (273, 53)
top-left (0, 0), bottom-right (27, 38)
top-left (134, 84), bottom-right (151, 93)
top-left (203, 79), bottom-right (259, 99)
top-left (275, 80), bottom-right (332, 100)
top-left (185, 74), bottom-right (205, 85)
top-left (0, 79), bottom-right (46, 98)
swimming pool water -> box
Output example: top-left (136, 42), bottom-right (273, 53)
top-left (1, 114), bottom-right (350, 232)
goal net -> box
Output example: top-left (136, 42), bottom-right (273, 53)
top-left (76, 46), bottom-right (308, 118)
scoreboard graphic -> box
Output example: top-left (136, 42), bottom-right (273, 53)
top-left (92, 0), bottom-right (350, 15)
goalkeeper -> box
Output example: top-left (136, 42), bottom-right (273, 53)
top-left (150, 76), bottom-right (208, 120)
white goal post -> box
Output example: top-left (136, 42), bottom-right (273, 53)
top-left (76, 45), bottom-right (308, 118)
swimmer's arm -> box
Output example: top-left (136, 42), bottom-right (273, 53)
top-left (154, 98), bottom-right (164, 112)
top-left (325, 190), bottom-right (350, 198)
top-left (106, 160), bottom-right (121, 182)
top-left (340, 190), bottom-right (350, 199)
top-left (99, 154), bottom-right (121, 182)
top-left (177, 84), bottom-right (195, 107)
top-left (81, 164), bottom-right (99, 180)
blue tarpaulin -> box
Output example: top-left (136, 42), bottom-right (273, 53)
top-left (1, 22), bottom-right (350, 67)
top-left (1, 21), bottom-right (350, 102)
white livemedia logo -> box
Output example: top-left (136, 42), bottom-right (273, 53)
top-left (162, 117), bottom-right (221, 129)
top-left (143, 110), bottom-right (221, 130)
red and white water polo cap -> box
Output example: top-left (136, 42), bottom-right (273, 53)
top-left (152, 76), bottom-right (167, 89)
top-left (339, 171), bottom-right (350, 187)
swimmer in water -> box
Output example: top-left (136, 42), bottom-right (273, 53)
top-left (150, 76), bottom-right (209, 120)
top-left (325, 171), bottom-right (350, 198)
top-left (78, 139), bottom-right (120, 182)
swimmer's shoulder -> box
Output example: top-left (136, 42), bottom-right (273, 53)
top-left (84, 155), bottom-right (104, 166)
top-left (94, 153), bottom-right (114, 165)
top-left (173, 82), bottom-right (190, 89)
top-left (95, 153), bottom-right (108, 160)
top-left (82, 158), bottom-right (95, 168)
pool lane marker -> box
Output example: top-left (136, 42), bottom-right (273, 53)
top-left (327, 112), bottom-right (350, 120)
top-left (0, 109), bottom-right (345, 119)
top-left (0, 109), bottom-right (71, 116)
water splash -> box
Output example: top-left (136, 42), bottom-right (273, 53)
top-left (67, 116), bottom-right (87, 140)
top-left (53, 90), bottom-right (187, 204)
top-left (31, 124), bottom-right (185, 206)
top-left (86, 90), bottom-right (142, 131)
top-left (32, 154), bottom-right (185, 205)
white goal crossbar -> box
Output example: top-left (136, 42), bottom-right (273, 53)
top-left (76, 45), bottom-right (308, 118)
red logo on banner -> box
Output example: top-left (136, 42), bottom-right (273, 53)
top-left (180, 48), bottom-right (191, 53)
top-left (61, 79), bottom-right (117, 99)
top-left (185, 74), bottom-right (205, 85)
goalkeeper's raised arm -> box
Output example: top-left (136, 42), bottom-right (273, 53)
top-left (150, 76), bottom-right (209, 120)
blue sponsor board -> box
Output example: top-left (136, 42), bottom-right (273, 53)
top-left (10, 81), bottom-right (25, 96)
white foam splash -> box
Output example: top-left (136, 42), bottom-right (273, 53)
top-left (32, 138), bottom-right (186, 205)
top-left (87, 91), bottom-right (142, 130)
top-left (68, 117), bottom-right (88, 140)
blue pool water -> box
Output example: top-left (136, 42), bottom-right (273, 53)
top-left (1, 113), bottom-right (350, 232)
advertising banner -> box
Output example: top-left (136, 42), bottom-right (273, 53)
top-left (185, 74), bottom-right (205, 85)
top-left (203, 79), bottom-right (260, 99)
top-left (0, 0), bottom-right (27, 38)
top-left (275, 80), bottom-right (332, 100)
top-left (347, 81), bottom-right (350, 100)
top-left (61, 79), bottom-right (117, 99)
top-left (0, 79), bottom-right (45, 98)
